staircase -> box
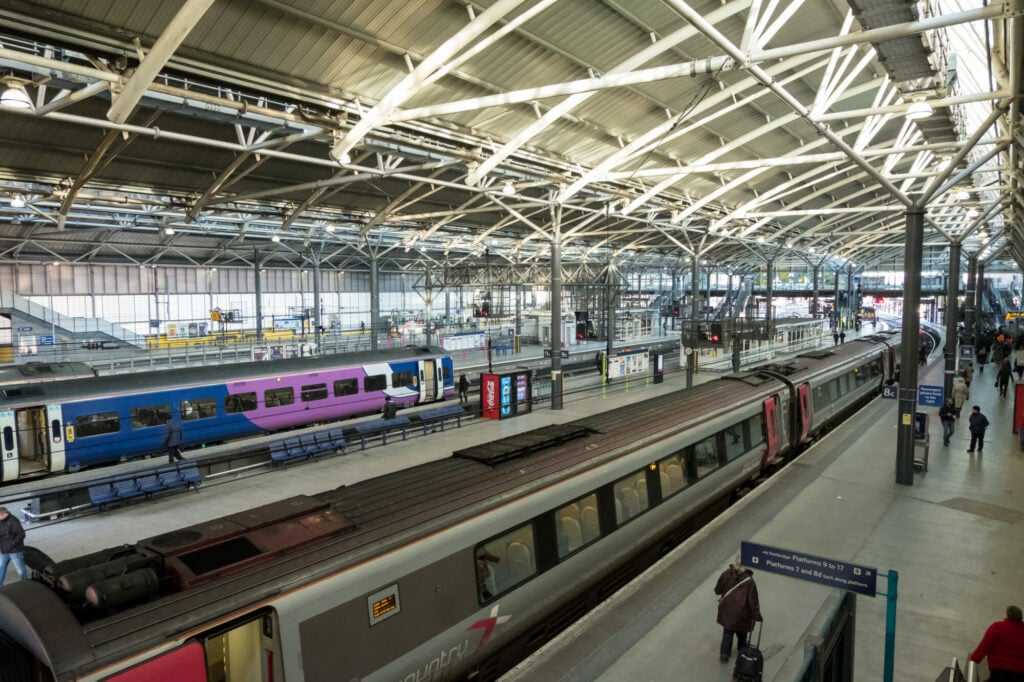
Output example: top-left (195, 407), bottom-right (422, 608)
top-left (0, 290), bottom-right (144, 351)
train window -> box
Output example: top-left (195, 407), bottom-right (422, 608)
top-left (364, 375), bottom-right (386, 392)
top-left (181, 398), bottom-right (216, 421)
top-left (693, 435), bottom-right (719, 479)
top-left (812, 384), bottom-right (831, 412)
top-left (333, 379), bottom-right (358, 396)
top-left (613, 470), bottom-right (649, 525)
top-left (554, 493), bottom-right (600, 558)
top-left (746, 414), bottom-right (764, 448)
top-left (301, 383), bottom-right (328, 402)
top-left (475, 524), bottom-right (537, 602)
top-left (724, 423), bottom-right (745, 461)
top-left (391, 370), bottom-right (414, 388)
top-left (2, 426), bottom-right (11, 452)
top-left (130, 404), bottom-right (171, 429)
top-left (658, 453), bottom-right (688, 498)
top-left (75, 411), bottom-right (120, 437)
top-left (264, 387), bottom-right (294, 408)
top-left (225, 392), bottom-right (257, 413)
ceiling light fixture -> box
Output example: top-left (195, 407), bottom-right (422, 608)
top-left (0, 76), bottom-right (33, 110)
top-left (10, 194), bottom-right (25, 208)
top-left (271, 234), bottom-right (281, 242)
top-left (955, 190), bottom-right (970, 201)
top-left (502, 181), bottom-right (515, 196)
top-left (164, 227), bottom-right (175, 235)
top-left (905, 96), bottom-right (933, 121)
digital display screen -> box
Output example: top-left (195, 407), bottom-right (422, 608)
top-left (367, 583), bottom-right (401, 625)
top-left (372, 594), bottom-right (397, 619)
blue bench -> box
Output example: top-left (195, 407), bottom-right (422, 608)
top-left (87, 463), bottom-right (203, 510)
top-left (492, 343), bottom-right (513, 355)
top-left (353, 415), bottom-right (411, 449)
top-left (270, 428), bottom-right (348, 465)
top-left (417, 404), bottom-right (465, 432)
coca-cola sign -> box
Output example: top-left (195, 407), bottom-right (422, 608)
top-left (482, 374), bottom-right (500, 419)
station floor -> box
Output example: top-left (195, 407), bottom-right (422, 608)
top-left (501, 357), bottom-right (1024, 682)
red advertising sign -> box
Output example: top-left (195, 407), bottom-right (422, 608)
top-left (481, 373), bottom-right (501, 419)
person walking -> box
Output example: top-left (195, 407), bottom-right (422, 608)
top-left (164, 420), bottom-right (185, 463)
top-left (970, 605), bottom-right (1024, 681)
top-left (458, 372), bottom-right (470, 404)
top-left (714, 559), bottom-right (762, 663)
top-left (833, 330), bottom-right (839, 346)
top-left (1014, 345), bottom-right (1024, 381)
top-left (967, 405), bottom-right (989, 453)
top-left (939, 398), bottom-right (957, 446)
top-left (0, 506), bottom-right (27, 584)
top-left (952, 375), bottom-right (970, 418)
top-left (977, 344), bottom-right (988, 373)
top-left (998, 357), bottom-right (1013, 397)
top-left (963, 363), bottom-right (974, 390)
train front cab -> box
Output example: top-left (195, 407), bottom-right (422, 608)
top-left (0, 401), bottom-right (65, 481)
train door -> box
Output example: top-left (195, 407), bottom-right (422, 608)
top-left (46, 404), bottom-right (65, 473)
top-left (797, 383), bottom-right (812, 443)
top-left (762, 397), bottom-right (779, 465)
top-left (199, 610), bottom-right (284, 682)
top-left (14, 407), bottom-right (49, 477)
top-left (420, 358), bottom-right (438, 402)
top-left (0, 409), bottom-right (17, 481)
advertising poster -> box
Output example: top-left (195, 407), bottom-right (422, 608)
top-left (500, 376), bottom-right (512, 417)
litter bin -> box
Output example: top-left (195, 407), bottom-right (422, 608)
top-left (913, 436), bottom-right (929, 472)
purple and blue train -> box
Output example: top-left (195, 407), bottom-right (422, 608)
top-left (0, 346), bottom-right (454, 482)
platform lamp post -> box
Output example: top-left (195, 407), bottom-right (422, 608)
top-left (895, 207), bottom-right (925, 486)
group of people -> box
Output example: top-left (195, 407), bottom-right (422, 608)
top-left (938, 397), bottom-right (989, 452)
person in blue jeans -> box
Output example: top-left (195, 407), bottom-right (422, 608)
top-left (0, 506), bottom-right (27, 584)
top-left (939, 398), bottom-right (957, 446)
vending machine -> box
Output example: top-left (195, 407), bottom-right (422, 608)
top-left (481, 370), bottom-right (533, 420)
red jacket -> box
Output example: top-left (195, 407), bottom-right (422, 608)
top-left (971, 618), bottom-right (1024, 672)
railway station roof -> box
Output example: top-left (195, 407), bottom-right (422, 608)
top-left (0, 0), bottom-right (1021, 278)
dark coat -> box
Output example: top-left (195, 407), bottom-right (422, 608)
top-left (164, 421), bottom-right (183, 448)
top-left (382, 400), bottom-right (398, 420)
top-left (0, 514), bottom-right (26, 554)
top-left (714, 565), bottom-right (762, 633)
top-left (458, 375), bottom-right (470, 392)
top-left (938, 402), bottom-right (956, 423)
top-left (969, 411), bottom-right (990, 435)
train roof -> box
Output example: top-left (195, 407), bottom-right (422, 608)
top-left (0, 361), bottom-right (96, 386)
top-left (40, 370), bottom-right (786, 664)
top-left (0, 346), bottom-right (448, 407)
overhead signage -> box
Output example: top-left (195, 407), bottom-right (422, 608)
top-left (741, 541), bottom-right (878, 597)
top-left (917, 384), bottom-right (943, 407)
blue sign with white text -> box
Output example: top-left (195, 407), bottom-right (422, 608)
top-left (741, 541), bottom-right (878, 597)
top-left (918, 384), bottom-right (943, 407)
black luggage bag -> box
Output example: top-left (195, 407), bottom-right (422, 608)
top-left (733, 621), bottom-right (764, 682)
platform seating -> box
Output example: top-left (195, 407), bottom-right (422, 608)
top-left (353, 415), bottom-right (411, 449)
top-left (269, 429), bottom-right (348, 466)
top-left (416, 404), bottom-right (465, 432)
top-left (87, 463), bottom-right (203, 511)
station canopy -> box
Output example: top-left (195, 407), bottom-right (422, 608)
top-left (0, 0), bottom-right (1021, 277)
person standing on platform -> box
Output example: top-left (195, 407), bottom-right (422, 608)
top-left (967, 405), bottom-right (989, 453)
top-left (0, 507), bottom-right (27, 584)
top-left (939, 398), bottom-right (957, 446)
top-left (839, 330), bottom-right (846, 344)
top-left (833, 330), bottom-right (839, 346)
top-left (382, 396), bottom-right (398, 420)
top-left (164, 420), bottom-right (185, 463)
top-left (714, 559), bottom-right (762, 663)
top-left (963, 363), bottom-right (974, 390)
top-left (458, 372), bottom-right (470, 404)
top-left (977, 344), bottom-right (988, 373)
top-left (970, 605), bottom-right (1024, 681)
top-left (998, 357), bottom-right (1013, 397)
top-left (952, 375), bottom-right (970, 418)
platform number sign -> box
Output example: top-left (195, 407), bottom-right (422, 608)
top-left (882, 385), bottom-right (897, 400)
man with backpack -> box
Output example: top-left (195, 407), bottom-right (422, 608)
top-left (714, 559), bottom-right (763, 665)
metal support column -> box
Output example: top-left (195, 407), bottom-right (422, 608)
top-left (370, 255), bottom-right (380, 352)
top-left (896, 208), bottom-right (925, 486)
top-left (424, 266), bottom-right (433, 347)
top-left (605, 263), bottom-right (615, 383)
top-left (312, 257), bottom-right (322, 338)
top-left (944, 242), bottom-right (961, 398)
top-left (254, 248), bottom-right (263, 341)
top-left (765, 260), bottom-right (775, 326)
top-left (974, 261), bottom-right (985, 346)
top-left (811, 265), bottom-right (820, 319)
top-left (964, 256), bottom-right (977, 344)
top-left (550, 208), bottom-right (563, 410)
top-left (833, 269), bottom-right (841, 327)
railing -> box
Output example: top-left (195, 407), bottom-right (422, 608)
top-left (0, 290), bottom-right (144, 347)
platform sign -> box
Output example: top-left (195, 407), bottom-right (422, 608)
top-left (39, 335), bottom-right (54, 345)
top-left (741, 541), bottom-right (878, 597)
top-left (882, 385), bottom-right (898, 400)
top-left (959, 345), bottom-right (973, 361)
top-left (917, 384), bottom-right (943, 407)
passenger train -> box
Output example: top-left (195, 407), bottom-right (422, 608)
top-left (0, 332), bottom-right (900, 681)
top-left (0, 346), bottom-right (454, 481)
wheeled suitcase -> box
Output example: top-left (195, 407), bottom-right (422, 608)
top-left (733, 621), bottom-right (764, 682)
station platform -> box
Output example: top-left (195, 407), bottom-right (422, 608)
top-left (500, 357), bottom-right (1024, 681)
